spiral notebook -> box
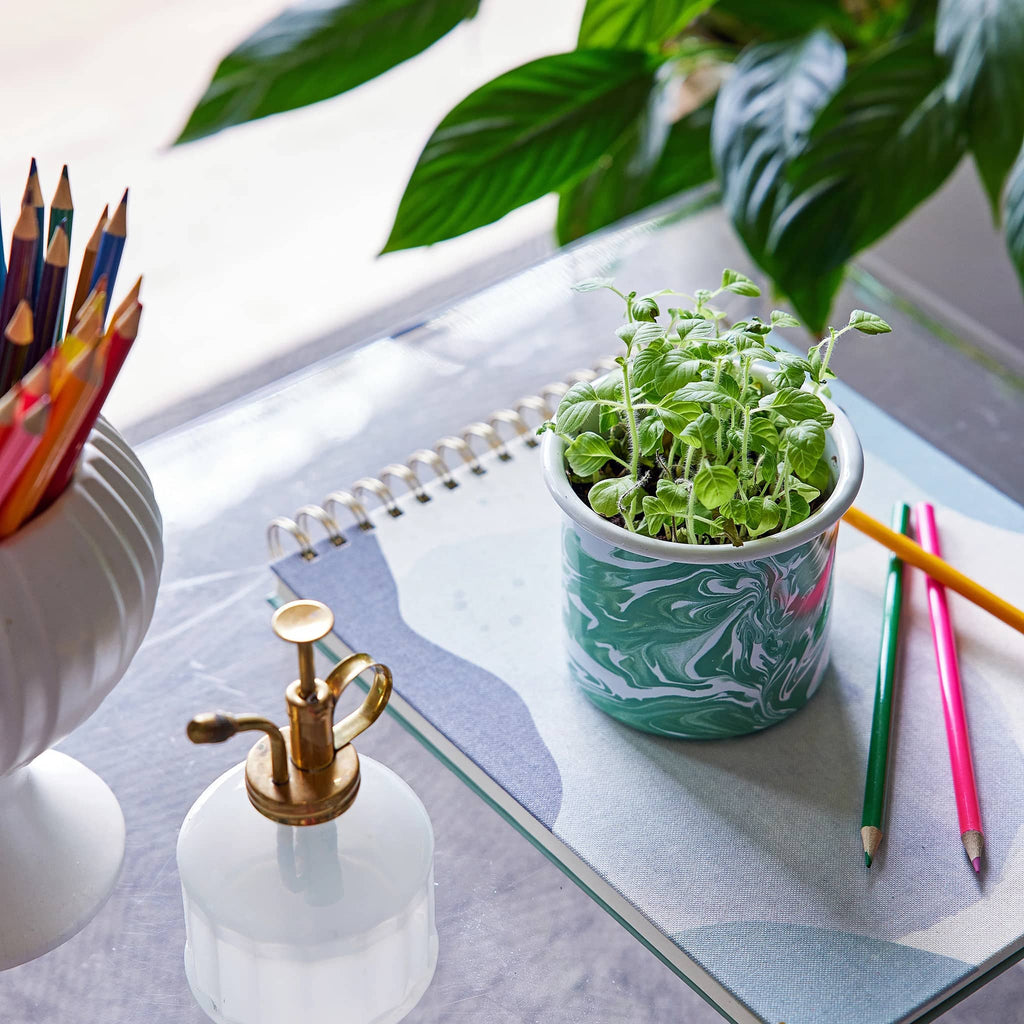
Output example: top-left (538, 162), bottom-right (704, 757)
top-left (268, 367), bottom-right (1024, 1024)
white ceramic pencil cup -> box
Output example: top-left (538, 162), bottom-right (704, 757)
top-left (0, 417), bottom-right (162, 969)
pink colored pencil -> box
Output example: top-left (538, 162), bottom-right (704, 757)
top-left (0, 391), bottom-right (51, 505)
top-left (915, 502), bottom-right (985, 872)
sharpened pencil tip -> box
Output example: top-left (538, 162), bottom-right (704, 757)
top-left (865, 852), bottom-right (872, 869)
top-left (119, 187), bottom-right (128, 204)
top-left (972, 857), bottom-right (981, 873)
top-left (29, 156), bottom-right (37, 173)
top-left (61, 164), bottom-right (69, 179)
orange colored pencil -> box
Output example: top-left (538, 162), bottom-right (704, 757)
top-left (0, 391), bottom-right (51, 506)
top-left (43, 299), bottom-right (142, 503)
top-left (67, 205), bottom-right (107, 328)
top-left (0, 343), bottom-right (105, 536)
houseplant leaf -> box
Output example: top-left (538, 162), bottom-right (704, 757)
top-left (711, 29), bottom-right (846, 295)
top-left (772, 32), bottom-right (965, 327)
top-left (712, 0), bottom-right (857, 39)
top-left (578, 0), bottom-right (717, 49)
top-left (566, 433), bottom-right (619, 475)
top-left (1005, 142), bottom-right (1024, 288)
top-left (936, 0), bottom-right (1024, 215)
top-left (176, 0), bottom-right (480, 143)
top-left (384, 50), bottom-right (658, 251)
top-left (693, 464), bottom-right (738, 507)
top-left (557, 96), bottom-right (715, 244)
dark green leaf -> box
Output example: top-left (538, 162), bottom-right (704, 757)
top-left (657, 398), bottom-right (704, 434)
top-left (678, 411), bottom-right (719, 448)
top-left (937, 0), bottom-right (1024, 214)
top-left (747, 415), bottom-right (780, 453)
top-left (678, 380), bottom-right (738, 405)
top-left (774, 33), bottom-right (965, 326)
top-left (556, 381), bottom-right (603, 437)
top-left (713, 0), bottom-right (857, 39)
top-left (693, 464), bottom-right (738, 508)
top-left (176, 0), bottom-right (479, 143)
top-left (566, 432), bottom-right (618, 475)
top-left (712, 30), bottom-right (846, 304)
top-left (638, 414), bottom-right (667, 454)
top-left (1006, 142), bottom-right (1024, 289)
top-left (641, 495), bottom-right (671, 536)
top-left (770, 309), bottom-right (801, 328)
top-left (747, 495), bottom-right (780, 536)
top-left (634, 347), bottom-right (702, 395)
top-left (385, 50), bottom-right (657, 251)
top-left (557, 96), bottom-right (715, 243)
top-left (579, 0), bottom-right (716, 49)
top-left (781, 491), bottom-right (811, 529)
top-left (720, 497), bottom-right (748, 524)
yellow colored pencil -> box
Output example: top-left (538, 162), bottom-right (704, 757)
top-left (843, 505), bottom-right (1024, 635)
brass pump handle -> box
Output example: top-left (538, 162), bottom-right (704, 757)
top-left (187, 712), bottom-right (290, 785)
top-left (324, 653), bottom-right (393, 749)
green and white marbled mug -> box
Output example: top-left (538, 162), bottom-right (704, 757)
top-left (541, 396), bottom-right (863, 739)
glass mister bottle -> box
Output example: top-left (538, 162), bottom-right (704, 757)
top-left (177, 600), bottom-right (437, 1024)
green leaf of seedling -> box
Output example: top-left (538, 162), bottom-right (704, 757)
top-left (657, 398), bottom-right (704, 435)
top-left (782, 419), bottom-right (826, 478)
top-left (771, 365), bottom-right (807, 390)
top-left (632, 297), bottom-right (660, 322)
top-left (758, 388), bottom-right (828, 422)
top-left (640, 496), bottom-right (670, 537)
top-left (805, 455), bottom-right (832, 493)
top-left (693, 464), bottom-right (738, 508)
top-left (556, 381), bottom-right (603, 437)
top-left (759, 450), bottom-right (779, 485)
top-left (616, 323), bottom-right (638, 346)
top-left (637, 414), bottom-right (666, 455)
top-left (635, 349), bottom-right (702, 396)
top-left (721, 269), bottom-right (761, 296)
top-left (589, 476), bottom-right (642, 520)
top-left (631, 320), bottom-right (667, 347)
top-left (720, 497), bottom-right (749, 525)
top-left (678, 380), bottom-right (737, 405)
top-left (573, 277), bottom-right (617, 292)
top-left (566, 432), bottom-right (619, 475)
top-left (848, 309), bottom-right (892, 335)
top-left (655, 477), bottom-right (690, 515)
top-left (747, 416), bottom-right (780, 454)
top-left (781, 492), bottom-right (811, 529)
top-left (746, 496), bottom-right (781, 537)
top-left (770, 310), bottom-right (801, 328)
top-left (676, 317), bottom-right (718, 342)
top-left (790, 478), bottom-right (820, 502)
top-left (675, 410), bottom-right (718, 447)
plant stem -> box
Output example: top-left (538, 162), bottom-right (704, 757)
top-left (621, 360), bottom-right (641, 481)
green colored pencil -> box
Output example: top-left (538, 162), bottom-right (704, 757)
top-left (47, 166), bottom-right (73, 342)
top-left (861, 501), bottom-right (911, 868)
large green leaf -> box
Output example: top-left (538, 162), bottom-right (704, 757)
top-left (557, 92), bottom-right (714, 244)
top-left (711, 30), bottom-right (846, 281)
top-left (383, 50), bottom-right (658, 252)
top-left (176, 0), bottom-right (479, 143)
top-left (936, 0), bottom-right (1024, 215)
top-left (712, 0), bottom-right (857, 39)
top-left (578, 0), bottom-right (716, 49)
top-left (1005, 142), bottom-right (1024, 288)
top-left (772, 33), bottom-right (965, 326)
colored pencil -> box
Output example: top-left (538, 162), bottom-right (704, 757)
top-left (47, 166), bottom-right (73, 342)
top-left (68, 205), bottom-right (106, 327)
top-left (24, 159), bottom-right (45, 303)
top-left (861, 502), bottom-right (911, 868)
top-left (0, 204), bottom-right (40, 354)
top-left (843, 506), bottom-right (1024, 636)
top-left (0, 301), bottom-right (34, 395)
top-left (0, 343), bottom-right (105, 537)
top-left (0, 200), bottom-right (6, 295)
top-left (914, 502), bottom-right (985, 872)
top-left (90, 189), bottom-right (127, 317)
top-left (30, 227), bottom-right (69, 364)
top-left (42, 299), bottom-right (142, 503)
top-left (47, 165), bottom-right (73, 244)
top-left (0, 392), bottom-right (51, 506)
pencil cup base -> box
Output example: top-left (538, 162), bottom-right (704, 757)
top-left (0, 750), bottom-right (126, 970)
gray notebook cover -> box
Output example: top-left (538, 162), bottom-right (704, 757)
top-left (271, 379), bottom-right (1024, 1024)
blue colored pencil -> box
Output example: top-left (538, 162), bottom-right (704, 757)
top-left (89, 189), bottom-right (127, 319)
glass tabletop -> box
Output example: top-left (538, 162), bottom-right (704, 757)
top-left (5, 194), bottom-right (1023, 1023)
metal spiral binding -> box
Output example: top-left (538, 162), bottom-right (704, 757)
top-left (267, 358), bottom-right (615, 560)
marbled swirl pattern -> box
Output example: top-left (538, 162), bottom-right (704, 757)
top-left (562, 521), bottom-right (838, 738)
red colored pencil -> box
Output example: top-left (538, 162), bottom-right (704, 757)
top-left (0, 390), bottom-right (51, 506)
top-left (915, 502), bottom-right (985, 872)
top-left (42, 299), bottom-right (141, 503)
